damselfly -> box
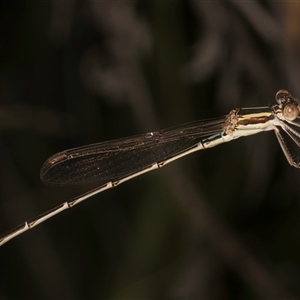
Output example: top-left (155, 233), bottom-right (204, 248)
top-left (1, 89), bottom-right (300, 246)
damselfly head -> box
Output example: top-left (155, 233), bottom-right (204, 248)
top-left (275, 89), bottom-right (300, 121)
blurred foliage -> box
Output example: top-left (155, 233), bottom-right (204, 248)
top-left (1, 1), bottom-right (300, 299)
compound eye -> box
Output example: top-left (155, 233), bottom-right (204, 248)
top-left (283, 103), bottom-right (299, 121)
top-left (275, 89), bottom-right (291, 104)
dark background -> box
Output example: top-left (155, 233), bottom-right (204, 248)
top-left (1, 1), bottom-right (300, 299)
